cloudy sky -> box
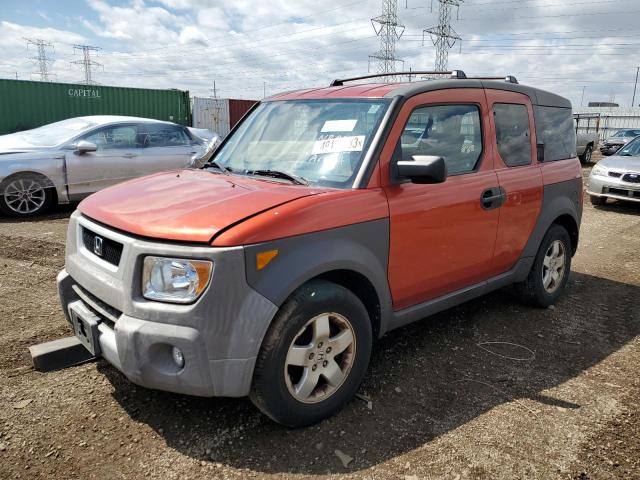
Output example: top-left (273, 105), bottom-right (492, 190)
top-left (1, 0), bottom-right (639, 107)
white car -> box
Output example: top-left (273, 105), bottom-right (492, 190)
top-left (0, 115), bottom-right (216, 217)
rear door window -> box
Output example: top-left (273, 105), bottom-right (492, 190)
top-left (139, 124), bottom-right (191, 148)
top-left (535, 106), bottom-right (576, 161)
top-left (493, 103), bottom-right (532, 167)
top-left (398, 104), bottom-right (483, 175)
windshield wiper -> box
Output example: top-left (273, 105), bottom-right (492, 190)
top-left (204, 160), bottom-right (231, 175)
top-left (245, 169), bottom-right (309, 186)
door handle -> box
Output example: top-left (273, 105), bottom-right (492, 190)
top-left (123, 153), bottom-right (137, 158)
top-left (481, 187), bottom-right (506, 210)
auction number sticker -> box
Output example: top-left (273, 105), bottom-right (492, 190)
top-left (312, 135), bottom-right (365, 155)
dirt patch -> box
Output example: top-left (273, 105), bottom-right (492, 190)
top-left (0, 169), bottom-right (639, 479)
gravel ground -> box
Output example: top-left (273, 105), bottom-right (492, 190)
top-left (0, 162), bottom-right (638, 480)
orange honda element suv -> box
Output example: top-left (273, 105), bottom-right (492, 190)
top-left (58, 71), bottom-right (582, 427)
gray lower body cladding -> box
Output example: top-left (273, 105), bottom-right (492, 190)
top-left (58, 211), bottom-right (278, 397)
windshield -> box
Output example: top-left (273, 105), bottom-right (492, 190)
top-left (5, 118), bottom-right (99, 147)
top-left (617, 136), bottom-right (640, 156)
top-left (212, 99), bottom-right (391, 188)
top-left (613, 130), bottom-right (640, 138)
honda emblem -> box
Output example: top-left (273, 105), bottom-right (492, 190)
top-left (94, 236), bottom-right (103, 257)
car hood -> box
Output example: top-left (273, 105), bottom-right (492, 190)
top-left (78, 169), bottom-right (328, 243)
top-left (604, 138), bottom-right (632, 145)
top-left (598, 155), bottom-right (640, 172)
top-left (0, 132), bottom-right (55, 153)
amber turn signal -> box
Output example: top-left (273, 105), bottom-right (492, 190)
top-left (256, 249), bottom-right (279, 270)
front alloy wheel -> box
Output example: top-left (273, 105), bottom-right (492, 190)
top-left (285, 313), bottom-right (356, 403)
top-left (250, 280), bottom-right (372, 427)
top-left (0, 175), bottom-right (54, 217)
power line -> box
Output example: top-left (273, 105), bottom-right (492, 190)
top-left (25, 38), bottom-right (55, 82)
top-left (369, 0), bottom-right (405, 80)
top-left (71, 44), bottom-right (102, 85)
top-left (423, 0), bottom-right (463, 73)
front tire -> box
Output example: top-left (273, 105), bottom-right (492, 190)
top-left (0, 173), bottom-right (55, 217)
top-left (250, 280), bottom-right (372, 427)
top-left (515, 224), bottom-right (572, 308)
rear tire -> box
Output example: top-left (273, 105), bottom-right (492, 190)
top-left (579, 145), bottom-right (593, 164)
top-left (590, 195), bottom-right (607, 206)
top-left (514, 224), bottom-right (572, 308)
top-left (250, 280), bottom-right (372, 427)
top-left (0, 173), bottom-right (55, 218)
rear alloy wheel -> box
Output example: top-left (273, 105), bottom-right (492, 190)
top-left (250, 280), bottom-right (372, 427)
top-left (515, 224), bottom-right (572, 307)
top-left (0, 175), bottom-right (54, 217)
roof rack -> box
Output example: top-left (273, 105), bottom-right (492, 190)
top-left (330, 70), bottom-right (468, 86)
top-left (464, 75), bottom-right (519, 84)
top-left (329, 71), bottom-right (519, 87)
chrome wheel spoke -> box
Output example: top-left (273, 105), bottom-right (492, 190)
top-left (328, 329), bottom-right (353, 355)
top-left (322, 360), bottom-right (345, 387)
top-left (286, 345), bottom-right (313, 367)
top-left (312, 314), bottom-right (330, 342)
top-left (295, 368), bottom-right (320, 399)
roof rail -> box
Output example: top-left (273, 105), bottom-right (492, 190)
top-left (329, 70), bottom-right (467, 86)
top-left (468, 75), bottom-right (519, 84)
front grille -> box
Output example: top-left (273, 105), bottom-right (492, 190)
top-left (622, 173), bottom-right (640, 183)
top-left (608, 172), bottom-right (623, 178)
top-left (82, 227), bottom-right (123, 266)
top-left (607, 187), bottom-right (640, 199)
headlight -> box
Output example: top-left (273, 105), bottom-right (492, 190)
top-left (591, 164), bottom-right (608, 177)
top-left (142, 256), bottom-right (212, 304)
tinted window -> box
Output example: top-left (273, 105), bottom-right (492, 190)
top-left (535, 106), bottom-right (576, 161)
top-left (494, 103), bottom-right (531, 167)
top-left (139, 124), bottom-right (190, 147)
top-left (83, 125), bottom-right (137, 150)
top-left (398, 104), bottom-right (482, 175)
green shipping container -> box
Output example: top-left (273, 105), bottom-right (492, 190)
top-left (0, 79), bottom-right (191, 135)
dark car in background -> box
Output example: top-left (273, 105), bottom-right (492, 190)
top-left (600, 129), bottom-right (640, 156)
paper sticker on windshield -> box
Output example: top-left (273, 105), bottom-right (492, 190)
top-left (312, 135), bottom-right (365, 155)
top-left (368, 104), bottom-right (381, 114)
top-left (321, 119), bottom-right (358, 132)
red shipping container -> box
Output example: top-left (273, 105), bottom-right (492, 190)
top-left (229, 99), bottom-right (258, 128)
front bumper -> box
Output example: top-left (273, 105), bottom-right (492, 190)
top-left (58, 211), bottom-right (278, 397)
top-left (587, 173), bottom-right (640, 203)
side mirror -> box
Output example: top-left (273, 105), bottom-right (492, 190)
top-left (75, 140), bottom-right (97, 154)
top-left (397, 155), bottom-right (447, 184)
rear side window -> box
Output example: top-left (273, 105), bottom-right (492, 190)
top-left (398, 104), bottom-right (482, 175)
top-left (535, 106), bottom-right (576, 161)
top-left (493, 103), bottom-right (531, 167)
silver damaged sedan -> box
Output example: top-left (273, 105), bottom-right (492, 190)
top-left (0, 116), bottom-right (217, 217)
top-left (587, 135), bottom-right (640, 205)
